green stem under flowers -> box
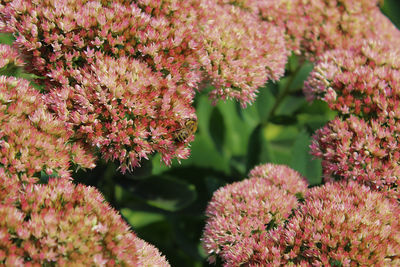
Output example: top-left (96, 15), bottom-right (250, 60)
top-left (262, 63), bottom-right (304, 127)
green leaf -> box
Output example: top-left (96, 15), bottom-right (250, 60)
top-left (276, 96), bottom-right (307, 116)
top-left (170, 215), bottom-right (206, 261)
top-left (255, 85), bottom-right (276, 122)
top-left (132, 176), bottom-right (197, 212)
top-left (288, 53), bottom-right (299, 72)
top-left (177, 94), bottom-right (230, 172)
top-left (204, 175), bottom-right (227, 196)
top-left (262, 124), bottom-right (299, 165)
top-left (0, 33), bottom-right (14, 45)
top-left (246, 124), bottom-right (271, 172)
top-left (218, 100), bottom-right (256, 155)
top-left (209, 106), bottom-right (226, 154)
top-left (288, 61), bottom-right (314, 91)
top-left (288, 130), bottom-right (322, 185)
top-left (289, 130), bottom-right (310, 175)
top-left (381, 0), bottom-right (400, 28)
top-left (269, 114), bottom-right (298, 125)
top-left (121, 209), bottom-right (166, 228)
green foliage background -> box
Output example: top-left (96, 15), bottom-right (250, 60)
top-left (1, 1), bottom-right (400, 266)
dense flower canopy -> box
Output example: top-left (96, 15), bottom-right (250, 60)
top-left (305, 39), bottom-right (400, 118)
top-left (1, 0), bottom-right (400, 265)
top-left (273, 181), bottom-right (400, 266)
top-left (255, 0), bottom-right (400, 59)
top-left (0, 178), bottom-right (170, 266)
top-left (202, 164), bottom-right (307, 266)
top-left (304, 39), bottom-right (400, 199)
top-left (311, 115), bottom-right (400, 200)
top-left (203, 166), bottom-right (400, 266)
top-left (0, 0), bottom-right (288, 171)
top-left (0, 74), bottom-right (95, 184)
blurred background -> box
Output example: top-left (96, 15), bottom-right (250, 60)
top-left (1, 1), bottom-right (399, 266)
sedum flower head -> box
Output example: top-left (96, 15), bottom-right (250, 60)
top-left (0, 178), bottom-right (170, 266)
top-left (248, 163), bottom-right (308, 198)
top-left (255, 0), bottom-right (400, 59)
top-left (0, 44), bottom-right (24, 68)
top-left (134, 237), bottom-right (170, 267)
top-left (310, 115), bottom-right (400, 200)
top-left (45, 54), bottom-right (196, 172)
top-left (0, 0), bottom-right (288, 169)
top-left (202, 164), bottom-right (307, 266)
top-left (195, 0), bottom-right (287, 105)
top-left (277, 181), bottom-right (400, 266)
top-left (1, 0), bottom-right (200, 171)
top-left (0, 75), bottom-right (95, 184)
top-left (304, 39), bottom-right (400, 119)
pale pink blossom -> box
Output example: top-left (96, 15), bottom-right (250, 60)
top-left (305, 39), bottom-right (400, 118)
top-left (0, 44), bottom-right (24, 68)
top-left (276, 181), bottom-right (400, 266)
top-left (202, 164), bottom-right (306, 266)
top-left (0, 76), bottom-right (95, 183)
top-left (310, 115), bottom-right (400, 200)
top-left (248, 163), bottom-right (308, 197)
top-left (0, 178), bottom-right (170, 266)
top-left (255, 0), bottom-right (400, 59)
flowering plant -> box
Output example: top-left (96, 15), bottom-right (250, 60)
top-left (0, 0), bottom-right (400, 266)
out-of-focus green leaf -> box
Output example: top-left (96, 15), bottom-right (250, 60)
top-left (297, 113), bottom-right (332, 133)
top-left (170, 215), bottom-right (206, 261)
top-left (135, 220), bottom-right (204, 267)
top-left (269, 114), bottom-right (298, 125)
top-left (132, 176), bottom-right (197, 212)
top-left (288, 61), bottom-right (314, 91)
top-left (297, 99), bottom-right (335, 115)
top-left (288, 130), bottom-right (322, 185)
top-left (256, 84), bottom-right (276, 122)
top-left (306, 157), bottom-right (323, 186)
top-left (171, 94), bottom-right (230, 173)
top-left (288, 53), bottom-right (299, 72)
top-left (263, 123), bottom-right (299, 141)
top-left (262, 124), bottom-right (298, 165)
top-left (0, 33), bottom-right (14, 45)
top-left (246, 124), bottom-right (271, 171)
top-left (276, 96), bottom-right (307, 116)
top-left (209, 106), bottom-right (225, 154)
top-left (123, 159), bottom-right (153, 180)
top-left (121, 209), bottom-right (166, 228)
top-left (218, 100), bottom-right (256, 156)
top-left (381, 0), bottom-right (400, 28)
top-left (204, 175), bottom-right (227, 196)
top-left (229, 155), bottom-right (247, 178)
top-left (289, 130), bottom-right (311, 175)
top-left (182, 132), bottom-right (230, 172)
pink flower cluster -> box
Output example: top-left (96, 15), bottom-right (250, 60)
top-left (0, 177), bottom-right (169, 266)
top-left (0, 44), bottom-right (24, 68)
top-left (0, 0), bottom-right (288, 170)
top-left (304, 40), bottom-right (400, 116)
top-left (305, 40), bottom-right (400, 199)
top-left (0, 74), bottom-right (95, 184)
top-left (202, 164), bottom-right (308, 266)
top-left (248, 163), bottom-right (309, 197)
top-left (273, 181), bottom-right (400, 266)
top-left (202, 164), bottom-right (400, 266)
top-left (195, 1), bottom-right (287, 105)
top-left (311, 116), bottom-right (400, 199)
top-left (255, 0), bottom-right (400, 59)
